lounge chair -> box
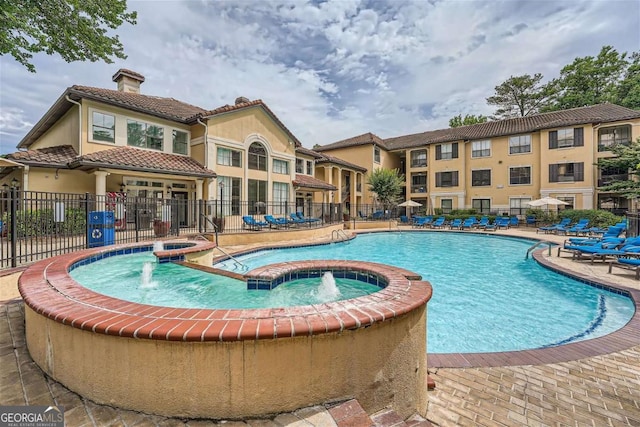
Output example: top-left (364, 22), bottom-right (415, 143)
top-left (372, 210), bottom-right (384, 220)
top-left (264, 215), bottom-right (290, 229)
top-left (296, 212), bottom-right (320, 223)
top-left (288, 213), bottom-right (307, 225)
top-left (476, 217), bottom-right (490, 229)
top-left (430, 217), bottom-right (446, 229)
top-left (537, 218), bottom-right (571, 234)
top-left (242, 215), bottom-right (268, 231)
top-left (525, 216), bottom-right (537, 227)
top-left (569, 237), bottom-right (640, 263)
top-left (461, 218), bottom-right (476, 230)
top-left (412, 216), bottom-right (431, 228)
top-left (495, 217), bottom-right (510, 229)
top-left (449, 218), bottom-right (463, 230)
top-left (609, 256), bottom-right (640, 279)
top-left (561, 218), bottom-right (590, 236)
top-left (358, 211), bottom-right (367, 219)
top-left (565, 226), bottom-right (623, 246)
top-left (400, 215), bottom-right (410, 224)
top-left (509, 216), bottom-right (519, 227)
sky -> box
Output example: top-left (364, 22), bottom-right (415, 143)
top-left (1, 0), bottom-right (639, 155)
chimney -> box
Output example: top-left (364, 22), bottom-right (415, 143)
top-left (235, 96), bottom-right (250, 105)
top-left (112, 69), bottom-right (145, 93)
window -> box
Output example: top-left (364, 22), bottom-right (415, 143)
top-left (435, 143), bottom-right (458, 160)
top-left (410, 150), bottom-right (427, 167)
top-left (306, 160), bottom-right (313, 175)
top-left (471, 140), bottom-right (491, 158)
top-left (435, 171), bottom-right (459, 187)
top-left (510, 166), bottom-right (531, 185)
top-left (127, 120), bottom-right (163, 150)
top-left (471, 169), bottom-right (491, 187)
top-left (92, 112), bottom-right (115, 143)
top-left (598, 125), bottom-right (631, 151)
top-left (440, 199), bottom-right (453, 214)
top-left (472, 199), bottom-right (491, 214)
top-left (549, 163), bottom-right (584, 182)
top-left (557, 196), bottom-right (574, 210)
top-left (218, 176), bottom-right (241, 215)
top-left (217, 147), bottom-right (241, 167)
top-left (248, 142), bottom-right (267, 171)
top-left (411, 172), bottom-right (427, 193)
top-left (599, 166), bottom-right (628, 186)
top-left (374, 146), bottom-right (381, 163)
top-left (509, 198), bottom-right (531, 216)
top-left (549, 127), bottom-right (584, 149)
top-left (273, 182), bottom-right (289, 214)
top-left (273, 159), bottom-right (289, 175)
top-left (172, 130), bottom-right (188, 155)
top-left (509, 135), bottom-right (531, 154)
top-left (248, 179), bottom-right (267, 214)
top-left (295, 158), bottom-right (304, 174)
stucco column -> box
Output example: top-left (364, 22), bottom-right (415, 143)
top-left (336, 168), bottom-right (343, 203)
top-left (325, 166), bottom-right (333, 203)
top-left (195, 179), bottom-right (204, 201)
top-left (21, 165), bottom-right (29, 192)
top-left (457, 194), bottom-right (465, 210)
top-left (349, 171), bottom-right (356, 211)
top-left (94, 170), bottom-right (110, 210)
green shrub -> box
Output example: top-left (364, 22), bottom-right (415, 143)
top-left (2, 208), bottom-right (86, 238)
top-left (526, 208), bottom-right (622, 228)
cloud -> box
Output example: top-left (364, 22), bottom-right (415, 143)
top-left (0, 0), bottom-right (638, 154)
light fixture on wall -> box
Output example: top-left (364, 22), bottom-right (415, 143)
top-left (166, 185), bottom-right (172, 197)
top-left (10, 178), bottom-right (19, 189)
top-left (120, 183), bottom-right (126, 193)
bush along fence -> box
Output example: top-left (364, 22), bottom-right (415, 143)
top-left (0, 189), bottom-right (344, 269)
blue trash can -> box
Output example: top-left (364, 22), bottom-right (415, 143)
top-left (88, 211), bottom-right (115, 248)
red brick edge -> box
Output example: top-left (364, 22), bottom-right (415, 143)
top-left (18, 242), bottom-right (432, 343)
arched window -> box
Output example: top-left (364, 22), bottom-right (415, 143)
top-left (248, 142), bottom-right (267, 171)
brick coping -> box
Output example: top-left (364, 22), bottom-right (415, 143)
top-left (18, 241), bottom-right (432, 342)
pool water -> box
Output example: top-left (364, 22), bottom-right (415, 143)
top-left (215, 232), bottom-right (635, 353)
top-left (70, 254), bottom-right (379, 309)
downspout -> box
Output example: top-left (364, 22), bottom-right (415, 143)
top-left (196, 118), bottom-right (213, 241)
top-left (65, 95), bottom-right (82, 156)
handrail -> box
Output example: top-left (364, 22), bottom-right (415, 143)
top-left (332, 229), bottom-right (349, 242)
top-left (200, 214), bottom-right (219, 246)
top-left (525, 241), bottom-right (555, 259)
top-left (215, 246), bottom-right (248, 271)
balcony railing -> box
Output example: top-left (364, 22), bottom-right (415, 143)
top-left (598, 140), bottom-right (630, 152)
top-left (598, 173), bottom-right (630, 187)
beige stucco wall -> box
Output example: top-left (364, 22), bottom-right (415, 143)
top-left (25, 301), bottom-right (427, 419)
top-left (30, 107), bottom-right (79, 152)
top-left (27, 168), bottom-right (95, 194)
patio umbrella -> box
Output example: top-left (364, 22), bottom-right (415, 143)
top-left (526, 196), bottom-right (569, 207)
top-left (398, 200), bottom-right (422, 216)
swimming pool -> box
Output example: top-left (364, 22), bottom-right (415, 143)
top-left (215, 232), bottom-right (635, 353)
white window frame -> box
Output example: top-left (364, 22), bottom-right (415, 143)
top-left (172, 130), bottom-right (189, 155)
top-left (273, 158), bottom-right (290, 175)
top-left (509, 135), bottom-right (531, 154)
top-left (471, 140), bottom-right (491, 158)
top-left (440, 143), bottom-right (453, 160)
top-left (272, 182), bottom-right (289, 214)
top-left (126, 119), bottom-right (164, 151)
top-left (217, 147), bottom-right (242, 167)
top-left (89, 110), bottom-right (116, 144)
top-left (557, 128), bottom-right (574, 148)
top-left (374, 146), bottom-right (381, 164)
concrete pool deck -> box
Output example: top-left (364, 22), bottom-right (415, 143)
top-left (1, 227), bottom-right (639, 425)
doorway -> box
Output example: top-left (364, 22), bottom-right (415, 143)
top-left (172, 191), bottom-right (188, 227)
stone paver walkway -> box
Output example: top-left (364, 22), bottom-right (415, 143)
top-left (2, 226), bottom-right (640, 425)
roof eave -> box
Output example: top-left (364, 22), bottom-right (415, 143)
top-left (17, 89), bottom-right (76, 149)
top-left (69, 160), bottom-right (216, 178)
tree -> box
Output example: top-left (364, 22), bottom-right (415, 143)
top-left (616, 52), bottom-right (640, 109)
top-left (449, 114), bottom-right (488, 128)
top-left (366, 168), bottom-right (404, 210)
top-left (486, 73), bottom-right (552, 119)
top-left (597, 137), bottom-right (640, 199)
top-left (0, 0), bottom-right (137, 73)
top-left (545, 46), bottom-right (629, 111)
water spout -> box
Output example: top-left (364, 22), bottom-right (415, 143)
top-left (153, 241), bottom-right (164, 252)
top-left (314, 272), bottom-right (341, 302)
top-left (140, 262), bottom-right (157, 289)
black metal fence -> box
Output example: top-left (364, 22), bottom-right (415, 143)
top-left (0, 190), bottom-right (345, 269)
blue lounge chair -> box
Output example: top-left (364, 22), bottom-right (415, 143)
top-left (430, 217), bottom-right (446, 229)
top-left (538, 218), bottom-right (571, 234)
top-left (242, 216), bottom-right (268, 231)
top-left (570, 237), bottom-right (640, 263)
top-left (566, 226), bottom-right (623, 245)
top-left (400, 215), bottom-right (410, 224)
top-left (412, 216), bottom-right (431, 228)
top-left (476, 217), bottom-right (490, 229)
top-left (296, 212), bottom-right (320, 223)
top-left (509, 216), bottom-right (519, 227)
top-left (526, 216), bottom-right (537, 227)
top-left (449, 218), bottom-right (463, 230)
top-left (289, 213), bottom-right (307, 225)
top-left (264, 215), bottom-right (290, 229)
top-left (461, 218), bottom-right (476, 230)
top-left (372, 210), bottom-right (384, 220)
top-left (561, 218), bottom-right (590, 236)
top-left (495, 217), bottom-right (510, 229)
top-left (609, 256), bottom-right (640, 279)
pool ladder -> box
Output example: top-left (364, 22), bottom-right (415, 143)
top-left (215, 247), bottom-right (249, 271)
top-left (332, 229), bottom-right (350, 242)
top-left (525, 241), bottom-right (554, 259)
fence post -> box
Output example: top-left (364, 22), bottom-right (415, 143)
top-left (10, 188), bottom-right (17, 268)
top-left (134, 198), bottom-right (140, 243)
top-left (198, 199), bottom-right (204, 234)
top-left (84, 192), bottom-right (90, 249)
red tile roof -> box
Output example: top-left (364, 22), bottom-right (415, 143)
top-left (70, 146), bottom-right (216, 178)
top-left (315, 152), bottom-right (367, 172)
top-left (314, 132), bottom-right (385, 152)
top-left (112, 68), bottom-right (145, 82)
top-left (295, 146), bottom-right (323, 159)
top-left (5, 145), bottom-right (215, 178)
top-left (293, 174), bottom-right (337, 191)
top-left (5, 145), bottom-right (77, 167)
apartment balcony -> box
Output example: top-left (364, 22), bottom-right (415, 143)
top-left (598, 141), bottom-right (630, 152)
top-left (410, 185), bottom-right (427, 194)
top-left (598, 173), bottom-right (630, 187)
